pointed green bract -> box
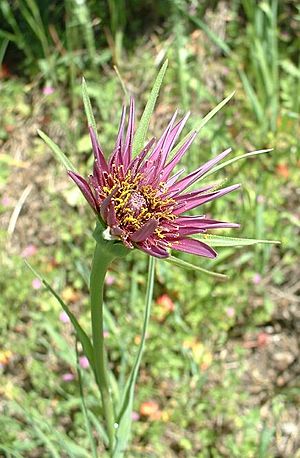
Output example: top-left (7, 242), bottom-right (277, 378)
top-left (203, 148), bottom-right (273, 179)
top-left (37, 129), bottom-right (78, 172)
top-left (132, 60), bottom-right (168, 156)
top-left (24, 261), bottom-right (95, 371)
top-left (165, 256), bottom-right (228, 280)
top-left (82, 76), bottom-right (99, 142)
top-left (194, 234), bottom-right (280, 247)
top-left (170, 91), bottom-right (235, 157)
top-left (194, 91), bottom-right (235, 133)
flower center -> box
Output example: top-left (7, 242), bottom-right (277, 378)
top-left (128, 192), bottom-right (147, 215)
top-left (99, 167), bottom-right (176, 238)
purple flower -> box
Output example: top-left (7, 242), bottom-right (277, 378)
top-left (79, 356), bottom-right (89, 369)
top-left (21, 244), bottom-right (37, 258)
top-left (131, 411), bottom-right (140, 421)
top-left (69, 100), bottom-right (239, 258)
top-left (252, 273), bottom-right (262, 285)
top-left (105, 274), bottom-right (115, 285)
top-left (32, 278), bottom-right (42, 290)
top-left (225, 307), bottom-right (235, 318)
top-left (1, 196), bottom-right (11, 207)
top-left (62, 372), bottom-right (75, 382)
top-left (59, 311), bottom-right (70, 324)
top-left (43, 86), bottom-right (55, 95)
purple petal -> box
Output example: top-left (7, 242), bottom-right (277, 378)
top-left (168, 147), bottom-right (232, 195)
top-left (109, 106), bottom-right (127, 168)
top-left (100, 188), bottom-right (118, 220)
top-left (68, 171), bottom-right (99, 212)
top-left (130, 219), bottom-right (158, 242)
top-left (164, 168), bottom-right (186, 189)
top-left (123, 98), bottom-right (135, 169)
top-left (107, 200), bottom-right (118, 227)
top-left (170, 238), bottom-right (217, 258)
top-left (162, 112), bottom-right (191, 156)
top-left (146, 111), bottom-right (178, 165)
top-left (161, 131), bottom-right (198, 181)
top-left (115, 106), bottom-right (127, 153)
top-left (89, 127), bottom-right (108, 172)
top-left (173, 183), bottom-right (215, 201)
top-left (174, 184), bottom-right (240, 214)
top-left (175, 216), bottom-right (240, 230)
top-left (128, 137), bottom-right (156, 174)
top-left (138, 242), bottom-right (169, 258)
top-left (175, 222), bottom-right (239, 236)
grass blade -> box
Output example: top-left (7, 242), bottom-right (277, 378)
top-left (238, 69), bottom-right (265, 124)
top-left (179, 4), bottom-right (231, 56)
top-left (0, 38), bottom-right (9, 65)
top-left (24, 261), bottom-right (95, 372)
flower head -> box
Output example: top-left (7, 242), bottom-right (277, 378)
top-left (69, 99), bottom-right (239, 258)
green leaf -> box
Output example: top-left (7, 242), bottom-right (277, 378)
top-left (178, 4), bottom-right (232, 57)
top-left (132, 60), bottom-right (168, 156)
top-left (194, 91), bottom-right (235, 133)
top-left (114, 257), bottom-right (156, 457)
top-left (37, 129), bottom-right (77, 172)
top-left (31, 424), bottom-right (60, 458)
top-left (258, 425), bottom-right (275, 458)
top-left (204, 148), bottom-right (273, 179)
top-left (88, 411), bottom-right (109, 447)
top-left (75, 341), bottom-right (98, 458)
top-left (170, 91), bottom-right (235, 157)
top-left (194, 234), bottom-right (280, 247)
top-left (24, 261), bottom-right (95, 372)
top-left (0, 446), bottom-right (23, 458)
top-left (82, 76), bottom-right (99, 141)
top-left (164, 255), bottom-right (228, 280)
top-left (0, 37), bottom-right (9, 66)
top-left (238, 69), bottom-right (264, 123)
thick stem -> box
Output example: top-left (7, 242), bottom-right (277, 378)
top-left (90, 243), bottom-right (116, 454)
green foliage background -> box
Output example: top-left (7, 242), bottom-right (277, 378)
top-left (0, 1), bottom-right (299, 457)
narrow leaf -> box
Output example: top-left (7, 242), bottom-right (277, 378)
top-left (238, 69), bottom-right (265, 123)
top-left (170, 91), bottom-right (235, 157)
top-left (164, 255), bottom-right (228, 280)
top-left (0, 446), bottom-right (23, 458)
top-left (24, 261), bottom-right (95, 371)
top-left (132, 60), bottom-right (168, 156)
top-left (179, 4), bottom-right (232, 56)
top-left (114, 257), bottom-right (156, 457)
top-left (37, 129), bottom-right (77, 172)
top-left (88, 411), bottom-right (109, 447)
top-left (204, 148), bottom-right (273, 179)
top-left (113, 65), bottom-right (129, 100)
top-left (31, 423), bottom-right (60, 458)
top-left (194, 234), bottom-right (280, 247)
top-left (194, 91), bottom-right (235, 133)
top-left (75, 340), bottom-right (98, 458)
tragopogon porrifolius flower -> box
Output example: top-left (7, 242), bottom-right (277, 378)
top-left (69, 99), bottom-right (240, 258)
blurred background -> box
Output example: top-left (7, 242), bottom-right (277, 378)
top-left (0, 1), bottom-right (299, 457)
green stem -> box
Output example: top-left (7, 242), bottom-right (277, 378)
top-left (113, 256), bottom-right (155, 458)
top-left (90, 243), bottom-right (116, 454)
